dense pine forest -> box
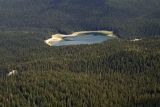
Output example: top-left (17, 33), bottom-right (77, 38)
top-left (0, 31), bottom-right (160, 107)
top-left (0, 0), bottom-right (160, 107)
top-left (0, 0), bottom-right (160, 37)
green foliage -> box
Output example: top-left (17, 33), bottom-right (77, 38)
top-left (0, 31), bottom-right (160, 107)
top-left (0, 0), bottom-right (160, 37)
top-left (0, 0), bottom-right (160, 106)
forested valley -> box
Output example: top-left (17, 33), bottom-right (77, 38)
top-left (0, 0), bottom-right (160, 107)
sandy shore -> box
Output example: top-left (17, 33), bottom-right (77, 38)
top-left (45, 30), bottom-right (116, 46)
top-left (70, 30), bottom-right (115, 37)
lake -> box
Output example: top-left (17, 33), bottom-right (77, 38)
top-left (45, 31), bottom-right (116, 46)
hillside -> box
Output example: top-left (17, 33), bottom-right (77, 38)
top-left (0, 31), bottom-right (160, 107)
top-left (0, 0), bottom-right (160, 107)
top-left (0, 0), bottom-right (160, 37)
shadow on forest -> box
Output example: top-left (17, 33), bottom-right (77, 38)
top-left (126, 97), bottom-right (160, 107)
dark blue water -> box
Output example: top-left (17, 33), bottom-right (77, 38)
top-left (52, 33), bottom-right (113, 46)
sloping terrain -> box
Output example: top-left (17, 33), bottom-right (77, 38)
top-left (0, 31), bottom-right (160, 107)
top-left (0, 1), bottom-right (160, 107)
top-left (0, 0), bottom-right (160, 37)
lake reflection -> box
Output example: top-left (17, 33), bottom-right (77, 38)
top-left (56, 33), bottom-right (111, 46)
top-left (45, 31), bottom-right (115, 46)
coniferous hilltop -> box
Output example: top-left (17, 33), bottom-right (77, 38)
top-left (0, 0), bottom-right (160, 37)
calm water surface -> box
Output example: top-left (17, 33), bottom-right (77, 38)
top-left (52, 33), bottom-right (113, 46)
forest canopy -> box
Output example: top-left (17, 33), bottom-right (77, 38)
top-left (0, 0), bottom-right (160, 37)
top-left (0, 0), bottom-right (160, 107)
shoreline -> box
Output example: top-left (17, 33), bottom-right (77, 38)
top-left (45, 30), bottom-right (116, 46)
